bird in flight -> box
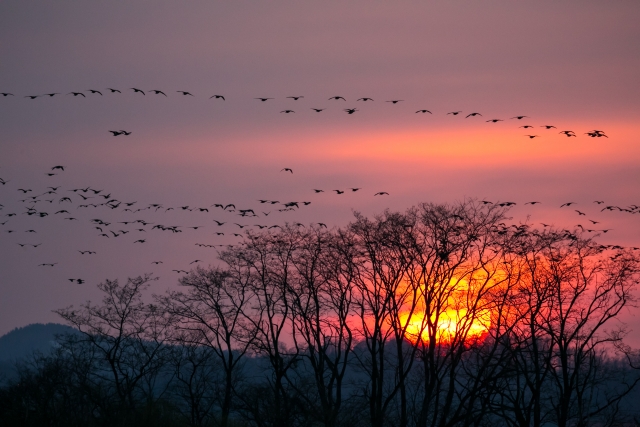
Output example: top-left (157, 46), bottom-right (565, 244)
top-left (374, 192), bottom-right (389, 196)
top-left (447, 111), bottom-right (462, 115)
top-left (466, 113), bottom-right (482, 118)
top-left (177, 91), bottom-right (194, 96)
top-left (131, 88), bottom-right (145, 95)
top-left (88, 89), bottom-right (102, 95)
top-left (541, 125), bottom-right (556, 129)
top-left (255, 97), bottom-right (273, 102)
top-left (281, 168), bottom-right (293, 173)
top-left (486, 119), bottom-right (503, 123)
top-left (109, 131), bottom-right (123, 136)
top-left (350, 188), bottom-right (361, 192)
top-left (329, 96), bottom-right (346, 101)
top-left (311, 108), bottom-right (326, 112)
top-left (334, 190), bottom-right (344, 194)
top-left (511, 116), bottom-right (528, 120)
top-left (520, 125), bottom-right (534, 129)
top-left (281, 110), bottom-right (295, 113)
top-left (357, 97), bottom-right (374, 101)
top-left (151, 90), bottom-right (167, 96)
top-left (1, 93), bottom-right (14, 96)
top-left (25, 95), bottom-right (39, 99)
top-left (51, 165), bottom-right (65, 171)
top-left (524, 201), bottom-right (541, 205)
top-left (68, 92), bottom-right (86, 97)
top-left (210, 95), bottom-right (225, 100)
top-left (559, 130), bottom-right (576, 137)
top-left (344, 108), bottom-right (358, 114)
top-left (107, 88), bottom-right (121, 93)
top-left (416, 109), bottom-right (432, 114)
top-left (586, 130), bottom-right (608, 138)
top-left (287, 96), bottom-right (303, 100)
top-left (43, 93), bottom-right (59, 97)
top-left (386, 100), bottom-right (403, 104)
top-left (560, 202), bottom-right (576, 207)
top-left (524, 135), bottom-right (540, 139)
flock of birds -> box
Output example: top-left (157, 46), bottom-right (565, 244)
top-left (0, 87), bottom-right (632, 288)
top-left (1, 161), bottom-right (638, 285)
top-left (0, 88), bottom-right (609, 139)
top-left (1, 161), bottom-right (401, 282)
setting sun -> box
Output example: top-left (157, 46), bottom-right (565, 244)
top-left (400, 306), bottom-right (492, 345)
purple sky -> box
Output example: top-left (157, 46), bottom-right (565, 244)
top-left (1, 1), bottom-right (640, 341)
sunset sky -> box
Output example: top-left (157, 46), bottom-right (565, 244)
top-left (1, 1), bottom-right (639, 339)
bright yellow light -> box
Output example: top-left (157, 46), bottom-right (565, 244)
top-left (399, 279), bottom-right (493, 345)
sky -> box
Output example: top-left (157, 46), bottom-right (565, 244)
top-left (1, 0), bottom-right (640, 340)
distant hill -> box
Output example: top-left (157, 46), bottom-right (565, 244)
top-left (0, 323), bottom-right (76, 362)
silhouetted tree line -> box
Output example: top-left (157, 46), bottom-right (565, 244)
top-left (2, 201), bottom-right (640, 427)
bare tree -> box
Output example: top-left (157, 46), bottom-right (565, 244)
top-left (159, 266), bottom-right (255, 427)
top-left (489, 230), bottom-right (640, 427)
top-left (283, 226), bottom-right (358, 427)
top-left (54, 274), bottom-right (173, 422)
top-left (221, 229), bottom-right (302, 427)
top-left (347, 210), bottom-right (420, 427)
top-left (395, 201), bottom-right (522, 427)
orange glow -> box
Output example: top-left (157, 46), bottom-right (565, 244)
top-left (400, 306), bottom-right (492, 345)
top-left (399, 278), bottom-right (494, 345)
